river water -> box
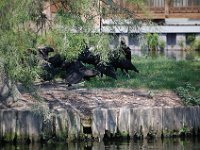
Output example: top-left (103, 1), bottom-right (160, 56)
top-left (1, 138), bottom-right (200, 150)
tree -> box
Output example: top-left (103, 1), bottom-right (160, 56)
top-left (0, 0), bottom-right (47, 103)
top-left (0, 0), bottom-right (146, 104)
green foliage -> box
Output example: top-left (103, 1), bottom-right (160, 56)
top-left (192, 39), bottom-right (200, 51)
top-left (0, 30), bottom-right (40, 87)
top-left (146, 33), bottom-right (159, 51)
top-left (0, 0), bottom-right (47, 99)
top-left (179, 123), bottom-right (188, 135)
top-left (0, 0), bottom-right (146, 101)
top-left (187, 34), bottom-right (196, 45)
top-left (159, 40), bottom-right (165, 50)
top-left (38, 29), bottom-right (112, 63)
top-left (185, 52), bottom-right (195, 60)
top-left (178, 39), bottom-right (185, 50)
top-left (176, 83), bottom-right (200, 105)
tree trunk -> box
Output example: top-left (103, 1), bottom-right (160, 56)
top-left (0, 67), bottom-right (21, 104)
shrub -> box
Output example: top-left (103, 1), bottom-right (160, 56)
top-left (159, 40), bottom-right (165, 51)
top-left (178, 39), bottom-right (185, 50)
top-left (146, 33), bottom-right (159, 51)
top-left (175, 83), bottom-right (200, 105)
top-left (192, 39), bottom-right (200, 51)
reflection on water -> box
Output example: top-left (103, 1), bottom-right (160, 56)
top-left (1, 138), bottom-right (200, 150)
top-left (132, 49), bottom-right (200, 61)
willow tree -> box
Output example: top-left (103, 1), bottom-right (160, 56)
top-left (0, 0), bottom-right (48, 103)
top-left (39, 0), bottom-right (147, 61)
top-left (0, 0), bottom-right (146, 104)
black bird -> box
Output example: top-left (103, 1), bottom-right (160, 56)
top-left (65, 69), bottom-right (84, 86)
top-left (40, 63), bottom-right (57, 82)
top-left (78, 47), bottom-right (100, 66)
top-left (96, 63), bottom-right (117, 80)
top-left (62, 60), bottom-right (99, 86)
top-left (110, 58), bottom-right (139, 77)
top-left (63, 61), bottom-right (85, 86)
top-left (79, 67), bottom-right (99, 80)
top-left (48, 53), bottom-right (65, 68)
top-left (109, 41), bottom-right (139, 77)
top-left (38, 46), bottom-right (54, 60)
top-left (120, 40), bottom-right (131, 61)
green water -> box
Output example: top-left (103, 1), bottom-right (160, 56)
top-left (1, 138), bottom-right (200, 150)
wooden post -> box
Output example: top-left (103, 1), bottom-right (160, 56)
top-left (165, 0), bottom-right (170, 18)
top-left (99, 0), bottom-right (102, 33)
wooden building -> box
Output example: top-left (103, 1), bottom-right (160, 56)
top-left (102, 0), bottom-right (200, 19)
top-left (43, 0), bottom-right (200, 51)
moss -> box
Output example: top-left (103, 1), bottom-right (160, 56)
top-left (3, 133), bottom-right (15, 142)
top-left (147, 130), bottom-right (157, 139)
top-left (162, 129), bottom-right (179, 137)
top-left (47, 139), bottom-right (56, 144)
top-left (55, 134), bottom-right (67, 142)
top-left (115, 131), bottom-right (129, 139)
top-left (67, 134), bottom-right (77, 142)
top-left (134, 132), bottom-right (143, 139)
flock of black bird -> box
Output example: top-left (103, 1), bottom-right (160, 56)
top-left (38, 40), bottom-right (139, 86)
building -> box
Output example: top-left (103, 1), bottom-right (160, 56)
top-left (43, 0), bottom-right (200, 51)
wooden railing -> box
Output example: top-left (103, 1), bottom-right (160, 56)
top-left (47, 0), bottom-right (200, 19)
top-left (101, 0), bottom-right (200, 19)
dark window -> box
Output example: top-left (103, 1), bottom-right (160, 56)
top-left (167, 33), bottom-right (176, 46)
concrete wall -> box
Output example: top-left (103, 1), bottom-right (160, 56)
top-left (92, 106), bottom-right (200, 140)
top-left (1, 106), bottom-right (200, 143)
top-left (109, 33), bottom-right (199, 50)
top-left (0, 107), bottom-right (81, 143)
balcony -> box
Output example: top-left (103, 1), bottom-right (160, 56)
top-left (102, 0), bottom-right (200, 19)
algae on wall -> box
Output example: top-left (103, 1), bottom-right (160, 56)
top-left (0, 106), bottom-right (81, 143)
top-left (1, 106), bottom-right (200, 143)
top-left (92, 106), bottom-right (200, 139)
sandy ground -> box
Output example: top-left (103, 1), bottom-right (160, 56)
top-left (0, 82), bottom-right (184, 117)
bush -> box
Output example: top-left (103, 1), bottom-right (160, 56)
top-left (186, 34), bottom-right (196, 45)
top-left (176, 83), bottom-right (200, 105)
top-left (159, 40), bottom-right (165, 50)
top-left (192, 39), bottom-right (200, 51)
top-left (146, 33), bottom-right (159, 51)
top-left (178, 39), bottom-right (185, 50)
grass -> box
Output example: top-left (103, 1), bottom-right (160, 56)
top-left (84, 56), bottom-right (200, 105)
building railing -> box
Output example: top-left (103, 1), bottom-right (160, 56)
top-left (102, 0), bottom-right (200, 19)
top-left (47, 0), bottom-right (200, 19)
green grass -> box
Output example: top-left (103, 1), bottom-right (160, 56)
top-left (84, 56), bottom-right (200, 105)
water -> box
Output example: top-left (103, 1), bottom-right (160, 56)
top-left (1, 138), bottom-right (200, 150)
top-left (132, 49), bottom-right (200, 61)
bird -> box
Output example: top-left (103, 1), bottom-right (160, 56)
top-left (63, 61), bottom-right (84, 86)
top-left (120, 40), bottom-right (132, 61)
top-left (40, 63), bottom-right (57, 82)
top-left (65, 69), bottom-right (84, 86)
top-left (96, 63), bottom-right (117, 80)
top-left (78, 47), bottom-right (100, 66)
top-left (108, 41), bottom-right (139, 77)
top-left (79, 66), bottom-right (99, 80)
top-left (48, 53), bottom-right (65, 68)
top-left (38, 46), bottom-right (54, 60)
top-left (62, 60), bottom-right (99, 86)
top-left (115, 59), bottom-right (139, 74)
